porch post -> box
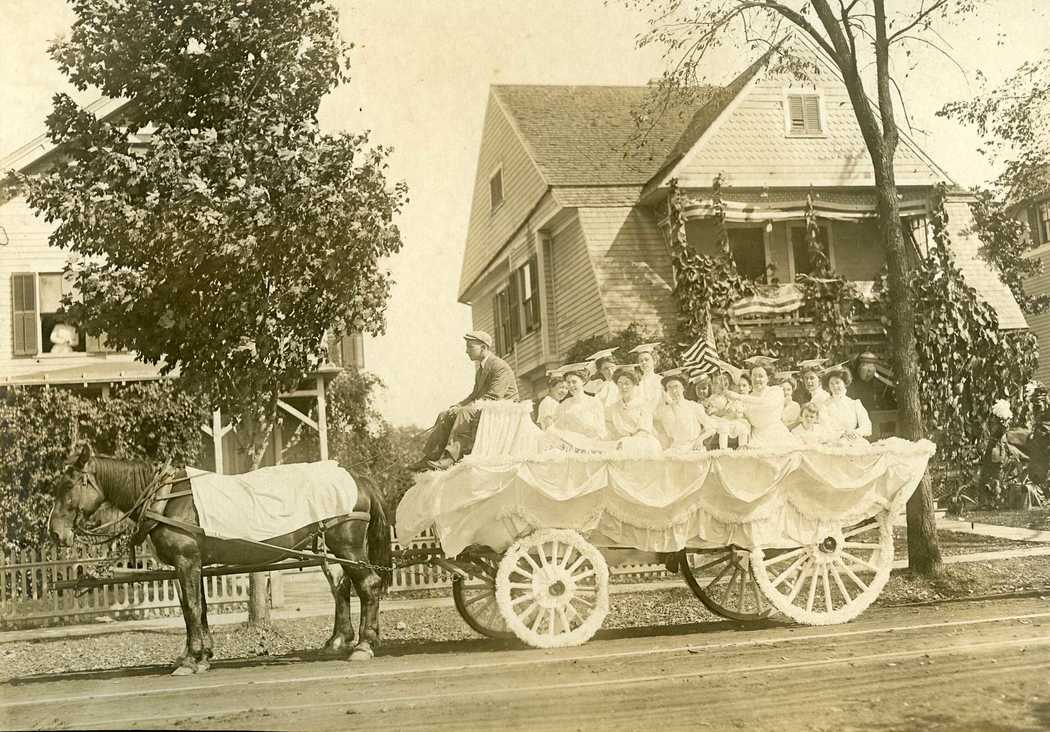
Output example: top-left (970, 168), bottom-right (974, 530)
top-left (211, 410), bottom-right (224, 474)
top-left (316, 373), bottom-right (329, 461)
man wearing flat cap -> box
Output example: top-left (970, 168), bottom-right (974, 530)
top-left (411, 331), bottom-right (519, 471)
top-left (849, 351), bottom-right (896, 412)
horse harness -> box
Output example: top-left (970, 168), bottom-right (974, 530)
top-left (72, 463), bottom-right (380, 572)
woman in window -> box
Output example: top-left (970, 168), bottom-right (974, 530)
top-left (819, 369), bottom-right (873, 442)
top-left (605, 368), bottom-right (662, 455)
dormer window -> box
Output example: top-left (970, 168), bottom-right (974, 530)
top-left (786, 93), bottom-right (823, 136)
top-left (489, 167), bottom-right (504, 212)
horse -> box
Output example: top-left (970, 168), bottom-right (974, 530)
top-left (48, 443), bottom-right (391, 675)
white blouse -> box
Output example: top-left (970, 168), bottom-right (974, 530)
top-left (820, 396), bottom-right (873, 439)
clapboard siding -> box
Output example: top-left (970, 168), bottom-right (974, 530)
top-left (458, 93), bottom-right (549, 299)
top-left (577, 206), bottom-right (675, 336)
top-left (1024, 249), bottom-right (1050, 384)
top-left (551, 215), bottom-right (607, 353)
top-left (673, 48), bottom-right (943, 189)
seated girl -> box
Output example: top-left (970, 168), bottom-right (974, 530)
top-left (723, 365), bottom-right (801, 449)
top-left (536, 375), bottom-right (569, 430)
top-left (605, 367), bottom-right (662, 455)
top-left (820, 368), bottom-right (873, 442)
top-left (791, 401), bottom-right (830, 445)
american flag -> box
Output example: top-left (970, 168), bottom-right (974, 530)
top-left (680, 336), bottom-right (720, 377)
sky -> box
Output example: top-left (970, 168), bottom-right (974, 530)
top-left (1, 0), bottom-right (1046, 426)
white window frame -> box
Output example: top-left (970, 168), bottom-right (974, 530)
top-left (787, 222), bottom-right (837, 279)
top-left (1039, 200), bottom-right (1050, 244)
top-left (14, 271), bottom-right (114, 358)
top-left (489, 166), bottom-right (504, 213)
top-left (783, 90), bottom-right (826, 138)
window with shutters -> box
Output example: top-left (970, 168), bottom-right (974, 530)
top-left (1038, 201), bottom-right (1050, 244)
top-left (515, 255), bottom-right (541, 335)
top-left (489, 167), bottom-right (504, 213)
top-left (9, 272), bottom-right (116, 357)
top-left (492, 286), bottom-right (513, 357)
top-left (785, 93), bottom-right (823, 136)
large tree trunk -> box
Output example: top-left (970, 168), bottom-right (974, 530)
top-left (241, 415), bottom-right (276, 625)
top-left (874, 163), bottom-right (943, 576)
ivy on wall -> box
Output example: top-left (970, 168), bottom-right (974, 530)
top-left (907, 184), bottom-right (1038, 479)
top-left (0, 381), bottom-right (207, 551)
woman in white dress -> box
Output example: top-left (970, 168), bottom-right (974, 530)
top-left (632, 345), bottom-right (665, 413)
top-left (725, 366), bottom-right (802, 448)
top-left (547, 370), bottom-right (608, 451)
top-left (799, 366), bottom-right (830, 407)
top-left (654, 372), bottom-right (714, 452)
top-left (820, 369), bottom-right (872, 442)
top-left (586, 356), bottom-right (621, 409)
top-left (605, 368), bottom-right (662, 455)
top-left (704, 370), bottom-right (750, 448)
top-left (780, 377), bottom-right (802, 428)
top-left (536, 376), bottom-right (568, 430)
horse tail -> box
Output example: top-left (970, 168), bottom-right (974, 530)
top-left (365, 483), bottom-right (393, 590)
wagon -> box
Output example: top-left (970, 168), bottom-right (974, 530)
top-left (396, 401), bottom-right (935, 648)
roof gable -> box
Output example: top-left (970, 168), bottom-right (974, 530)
top-left (492, 84), bottom-right (709, 187)
top-left (665, 40), bottom-right (950, 189)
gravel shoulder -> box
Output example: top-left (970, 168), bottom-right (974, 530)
top-left (4, 548), bottom-right (1050, 682)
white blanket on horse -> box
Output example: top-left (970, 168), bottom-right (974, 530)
top-left (187, 461), bottom-right (359, 541)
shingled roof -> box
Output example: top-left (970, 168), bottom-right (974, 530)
top-left (492, 84), bottom-right (715, 187)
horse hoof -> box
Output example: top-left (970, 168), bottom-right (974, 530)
top-left (171, 664), bottom-right (197, 676)
top-left (349, 646), bottom-right (374, 662)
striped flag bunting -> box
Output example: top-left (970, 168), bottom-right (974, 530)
top-left (728, 284), bottom-right (805, 319)
top-left (680, 336), bottom-right (721, 377)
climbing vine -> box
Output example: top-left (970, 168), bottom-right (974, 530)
top-left (906, 184), bottom-right (1038, 480)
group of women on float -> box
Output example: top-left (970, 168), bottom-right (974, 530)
top-left (535, 347), bottom-right (873, 455)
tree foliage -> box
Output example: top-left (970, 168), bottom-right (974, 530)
top-left (0, 382), bottom-right (206, 551)
top-left (903, 186), bottom-right (1038, 483)
top-left (968, 188), bottom-right (1050, 316)
top-left (939, 48), bottom-right (1050, 202)
top-left (21, 0), bottom-right (407, 466)
top-left (563, 322), bottom-right (661, 370)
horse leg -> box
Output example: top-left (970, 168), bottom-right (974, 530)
top-left (320, 568), bottom-right (356, 656)
top-left (197, 576), bottom-right (214, 672)
top-left (326, 522), bottom-right (380, 662)
top-left (172, 559), bottom-right (206, 676)
top-left (347, 565), bottom-right (383, 662)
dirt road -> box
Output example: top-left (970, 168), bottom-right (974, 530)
top-left (4, 595), bottom-right (1049, 731)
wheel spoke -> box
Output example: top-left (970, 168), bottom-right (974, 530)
top-left (821, 565), bottom-right (833, 612)
top-left (771, 555), bottom-right (807, 589)
top-left (509, 581), bottom-right (533, 590)
top-left (550, 541), bottom-right (560, 568)
top-left (748, 564), bottom-right (765, 612)
top-left (566, 554), bottom-right (588, 574)
top-left (523, 553), bottom-right (541, 573)
top-left (572, 569), bottom-right (596, 583)
top-left (843, 519), bottom-right (877, 538)
top-left (837, 560), bottom-right (869, 592)
top-left (830, 563), bottom-right (852, 603)
top-left (572, 593), bottom-right (595, 609)
top-left (785, 561), bottom-right (811, 603)
top-left (546, 608), bottom-right (557, 636)
top-left (529, 604), bottom-right (545, 632)
top-left (511, 592), bottom-right (536, 607)
top-left (842, 541), bottom-right (880, 550)
top-left (762, 547), bottom-right (806, 566)
top-left (557, 607), bottom-right (572, 632)
top-left (735, 563), bottom-right (747, 611)
top-left (840, 551), bottom-right (879, 573)
top-left (805, 569), bottom-right (819, 612)
top-left (690, 553), bottom-right (733, 574)
top-left (463, 590), bottom-right (494, 607)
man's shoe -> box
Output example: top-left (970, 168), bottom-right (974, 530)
top-left (408, 459), bottom-right (433, 473)
top-left (425, 456), bottom-right (455, 471)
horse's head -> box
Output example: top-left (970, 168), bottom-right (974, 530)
top-left (49, 443), bottom-right (106, 547)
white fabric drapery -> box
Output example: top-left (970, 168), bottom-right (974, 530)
top-left (396, 438), bottom-right (935, 557)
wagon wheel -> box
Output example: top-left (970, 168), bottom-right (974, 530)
top-left (451, 556), bottom-right (515, 640)
top-left (494, 528), bottom-right (609, 648)
top-left (678, 547), bottom-right (773, 622)
top-left (751, 512), bottom-right (894, 626)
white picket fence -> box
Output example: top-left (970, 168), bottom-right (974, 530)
top-left (1, 529), bottom-right (670, 629)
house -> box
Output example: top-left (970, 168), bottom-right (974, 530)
top-left (457, 39), bottom-right (1029, 401)
top-left (1016, 178), bottom-right (1050, 384)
